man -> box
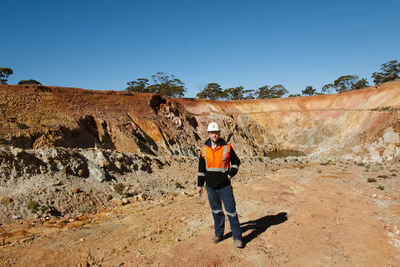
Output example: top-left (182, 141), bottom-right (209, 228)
top-left (197, 122), bottom-right (243, 248)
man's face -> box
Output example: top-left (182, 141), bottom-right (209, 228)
top-left (208, 131), bottom-right (220, 143)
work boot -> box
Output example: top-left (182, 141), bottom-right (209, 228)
top-left (212, 236), bottom-right (223, 243)
top-left (234, 239), bottom-right (243, 248)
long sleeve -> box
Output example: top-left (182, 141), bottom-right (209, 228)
top-left (197, 153), bottom-right (206, 187)
top-left (228, 147), bottom-right (240, 178)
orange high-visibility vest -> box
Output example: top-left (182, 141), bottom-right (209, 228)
top-left (201, 144), bottom-right (231, 172)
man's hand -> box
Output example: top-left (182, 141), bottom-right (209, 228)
top-left (197, 186), bottom-right (203, 193)
top-left (228, 175), bottom-right (232, 181)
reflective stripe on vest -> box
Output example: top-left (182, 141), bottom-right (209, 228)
top-left (202, 144), bottom-right (231, 172)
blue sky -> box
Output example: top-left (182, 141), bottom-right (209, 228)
top-left (2, 0), bottom-right (399, 97)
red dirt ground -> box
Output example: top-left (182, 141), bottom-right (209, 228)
top-left (1, 162), bottom-right (399, 266)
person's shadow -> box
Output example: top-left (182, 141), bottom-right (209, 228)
top-left (223, 212), bottom-right (287, 247)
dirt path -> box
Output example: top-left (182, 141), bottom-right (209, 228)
top-left (1, 163), bottom-right (400, 266)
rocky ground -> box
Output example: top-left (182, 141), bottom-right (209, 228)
top-left (1, 156), bottom-right (399, 266)
top-left (0, 146), bottom-right (200, 223)
top-left (0, 146), bottom-right (322, 224)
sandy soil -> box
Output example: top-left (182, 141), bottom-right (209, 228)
top-left (1, 161), bottom-right (400, 266)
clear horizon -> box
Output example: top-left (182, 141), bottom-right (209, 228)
top-left (2, 0), bottom-right (400, 97)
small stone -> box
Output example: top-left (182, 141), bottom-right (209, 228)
top-left (52, 180), bottom-right (62, 186)
top-left (72, 187), bottom-right (80, 194)
top-left (137, 193), bottom-right (148, 201)
top-left (115, 161), bottom-right (122, 170)
top-left (0, 197), bottom-right (12, 205)
top-left (121, 198), bottom-right (129, 205)
top-left (77, 169), bottom-right (84, 177)
top-left (10, 147), bottom-right (23, 157)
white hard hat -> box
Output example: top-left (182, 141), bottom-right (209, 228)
top-left (207, 122), bottom-right (220, 132)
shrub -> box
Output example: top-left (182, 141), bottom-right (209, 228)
top-left (356, 162), bottom-right (365, 167)
top-left (17, 123), bottom-right (28, 129)
top-left (258, 157), bottom-right (263, 162)
top-left (367, 178), bottom-right (377, 183)
top-left (377, 185), bottom-right (385, 190)
top-left (175, 182), bottom-right (184, 189)
top-left (77, 205), bottom-right (93, 214)
top-left (18, 79), bottom-right (42, 85)
top-left (299, 166), bottom-right (305, 169)
top-left (26, 200), bottom-right (40, 213)
top-left (113, 183), bottom-right (125, 195)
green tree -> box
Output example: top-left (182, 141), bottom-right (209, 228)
top-left (255, 84), bottom-right (288, 99)
top-left (321, 83), bottom-right (334, 94)
top-left (223, 86), bottom-right (254, 100)
top-left (18, 79), bottom-right (42, 85)
top-left (288, 93), bottom-right (301, 97)
top-left (371, 60), bottom-right (400, 85)
top-left (125, 72), bottom-right (185, 97)
top-left (196, 83), bottom-right (224, 100)
top-left (0, 67), bottom-right (13, 84)
top-left (301, 86), bottom-right (317, 96)
top-left (147, 72), bottom-right (185, 97)
top-left (126, 78), bottom-right (150, 93)
top-left (352, 78), bottom-right (369, 90)
top-left (333, 75), bottom-right (359, 93)
top-left (322, 75), bottom-right (369, 93)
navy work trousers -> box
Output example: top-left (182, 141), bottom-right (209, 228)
top-left (206, 184), bottom-right (242, 240)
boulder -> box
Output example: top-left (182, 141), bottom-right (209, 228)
top-left (88, 162), bottom-right (106, 182)
top-left (10, 147), bottom-right (23, 157)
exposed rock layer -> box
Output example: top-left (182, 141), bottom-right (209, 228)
top-left (1, 81), bottom-right (400, 161)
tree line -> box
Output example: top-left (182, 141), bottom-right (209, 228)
top-left (0, 67), bottom-right (41, 85)
top-left (1, 59), bottom-right (399, 99)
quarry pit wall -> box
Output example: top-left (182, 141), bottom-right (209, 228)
top-left (1, 80), bottom-right (400, 162)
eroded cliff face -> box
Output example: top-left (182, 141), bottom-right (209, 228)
top-left (177, 81), bottom-right (400, 162)
top-left (0, 86), bottom-right (199, 157)
top-left (1, 80), bottom-right (400, 162)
